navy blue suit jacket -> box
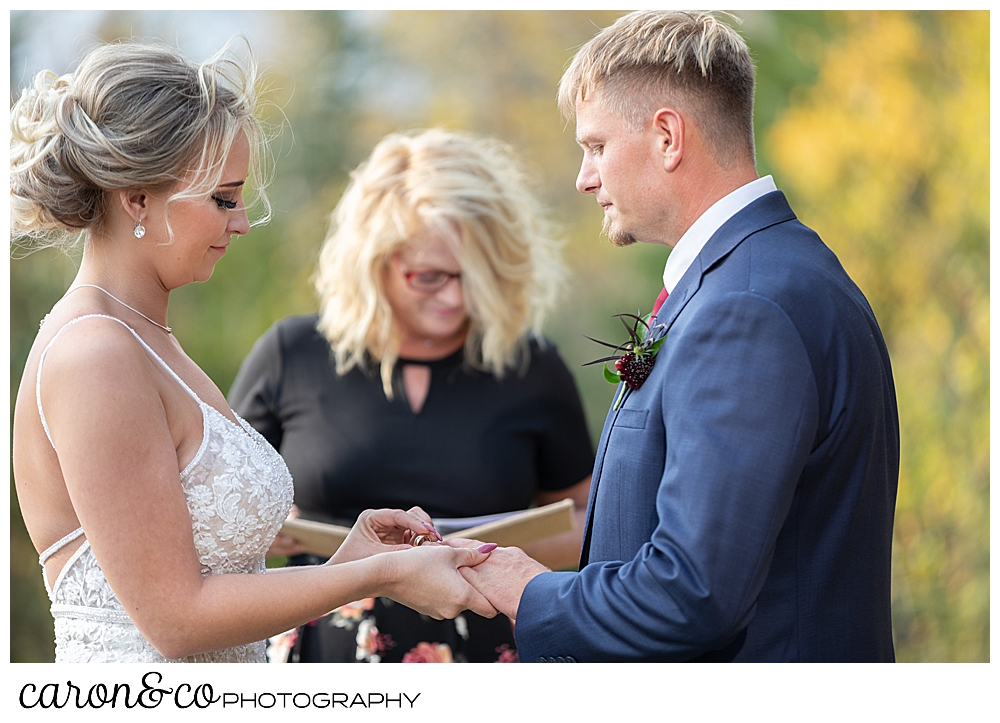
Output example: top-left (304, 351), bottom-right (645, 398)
top-left (515, 191), bottom-right (899, 662)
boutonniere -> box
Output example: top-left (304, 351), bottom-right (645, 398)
top-left (584, 313), bottom-right (668, 410)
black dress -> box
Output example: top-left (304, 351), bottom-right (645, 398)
top-left (228, 314), bottom-right (594, 663)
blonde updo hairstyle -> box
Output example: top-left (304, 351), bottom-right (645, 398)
top-left (10, 37), bottom-right (270, 250)
top-left (315, 128), bottom-right (566, 398)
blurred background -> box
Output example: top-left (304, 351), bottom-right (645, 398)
top-left (9, 10), bottom-right (989, 662)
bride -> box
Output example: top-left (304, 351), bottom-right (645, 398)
top-left (10, 38), bottom-right (497, 663)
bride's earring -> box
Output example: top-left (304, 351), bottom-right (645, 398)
top-left (133, 219), bottom-right (146, 239)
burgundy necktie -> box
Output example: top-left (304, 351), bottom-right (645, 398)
top-left (651, 287), bottom-right (669, 317)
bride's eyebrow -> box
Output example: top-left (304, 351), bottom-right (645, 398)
top-left (217, 180), bottom-right (245, 189)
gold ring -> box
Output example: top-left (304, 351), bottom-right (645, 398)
top-left (411, 534), bottom-right (430, 547)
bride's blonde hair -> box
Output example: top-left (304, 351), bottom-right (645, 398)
top-left (10, 36), bottom-right (271, 251)
top-left (315, 128), bottom-right (566, 398)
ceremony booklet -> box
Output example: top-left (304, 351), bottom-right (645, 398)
top-left (279, 498), bottom-right (575, 558)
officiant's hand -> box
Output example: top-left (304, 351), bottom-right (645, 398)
top-left (329, 507), bottom-right (442, 565)
top-left (266, 504), bottom-right (306, 559)
top-left (456, 544), bottom-right (549, 620)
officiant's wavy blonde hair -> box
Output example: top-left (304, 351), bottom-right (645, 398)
top-left (314, 128), bottom-right (565, 398)
top-left (558, 10), bottom-right (756, 168)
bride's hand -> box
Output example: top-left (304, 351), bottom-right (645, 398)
top-left (329, 507), bottom-right (441, 565)
top-left (380, 543), bottom-right (499, 620)
top-left (440, 536), bottom-right (487, 550)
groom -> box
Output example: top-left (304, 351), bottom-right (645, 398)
top-left (462, 11), bottom-right (899, 662)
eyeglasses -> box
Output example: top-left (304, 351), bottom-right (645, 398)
top-left (395, 259), bottom-right (462, 293)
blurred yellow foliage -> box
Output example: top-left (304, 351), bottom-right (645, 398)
top-left (766, 11), bottom-right (989, 661)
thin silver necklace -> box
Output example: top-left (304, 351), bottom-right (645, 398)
top-left (71, 284), bottom-right (172, 333)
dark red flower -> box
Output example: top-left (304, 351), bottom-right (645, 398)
top-left (584, 312), bottom-right (668, 408)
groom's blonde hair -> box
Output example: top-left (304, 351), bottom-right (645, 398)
top-left (558, 10), bottom-right (757, 169)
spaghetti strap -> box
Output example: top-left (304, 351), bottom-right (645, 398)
top-left (39, 527), bottom-right (85, 564)
top-left (35, 313), bottom-right (203, 452)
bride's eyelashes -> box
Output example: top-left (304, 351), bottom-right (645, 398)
top-left (211, 195), bottom-right (237, 210)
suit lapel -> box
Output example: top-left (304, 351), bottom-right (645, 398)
top-left (578, 191), bottom-right (797, 566)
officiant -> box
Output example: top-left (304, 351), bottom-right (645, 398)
top-left (229, 128), bottom-right (593, 663)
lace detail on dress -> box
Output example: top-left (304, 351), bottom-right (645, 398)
top-left (49, 540), bottom-right (270, 663)
top-left (182, 408), bottom-right (293, 577)
top-left (37, 314), bottom-right (294, 663)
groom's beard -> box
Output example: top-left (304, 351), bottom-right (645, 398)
top-left (603, 215), bottom-right (637, 247)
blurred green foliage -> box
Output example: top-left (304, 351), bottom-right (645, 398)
top-left (9, 11), bottom-right (987, 662)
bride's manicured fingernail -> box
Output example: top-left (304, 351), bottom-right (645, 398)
top-left (424, 524), bottom-right (442, 541)
top-left (477, 543), bottom-right (498, 553)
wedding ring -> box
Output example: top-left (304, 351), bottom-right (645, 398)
top-left (410, 534), bottom-right (430, 547)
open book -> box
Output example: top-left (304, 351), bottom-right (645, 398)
top-left (279, 498), bottom-right (575, 558)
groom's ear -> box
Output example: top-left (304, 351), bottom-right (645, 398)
top-left (652, 107), bottom-right (684, 173)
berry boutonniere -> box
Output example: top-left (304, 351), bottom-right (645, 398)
top-left (584, 313), bottom-right (668, 410)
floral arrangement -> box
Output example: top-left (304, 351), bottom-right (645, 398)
top-left (585, 312), bottom-right (668, 410)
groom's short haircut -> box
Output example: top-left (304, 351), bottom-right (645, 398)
top-left (558, 10), bottom-right (757, 169)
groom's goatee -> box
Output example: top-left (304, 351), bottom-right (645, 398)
top-left (603, 216), bottom-right (637, 247)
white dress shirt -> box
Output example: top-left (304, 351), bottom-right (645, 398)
top-left (662, 175), bottom-right (778, 294)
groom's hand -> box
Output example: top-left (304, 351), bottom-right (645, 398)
top-left (457, 545), bottom-right (549, 621)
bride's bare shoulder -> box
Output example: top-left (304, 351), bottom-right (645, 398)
top-left (34, 313), bottom-right (162, 400)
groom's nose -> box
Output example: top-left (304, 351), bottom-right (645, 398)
top-left (576, 155), bottom-right (600, 195)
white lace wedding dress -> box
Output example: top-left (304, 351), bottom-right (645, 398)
top-left (35, 314), bottom-right (294, 663)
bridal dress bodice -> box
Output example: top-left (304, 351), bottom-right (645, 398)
top-left (35, 314), bottom-right (294, 663)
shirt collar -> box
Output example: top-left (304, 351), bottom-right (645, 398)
top-left (662, 175), bottom-right (777, 293)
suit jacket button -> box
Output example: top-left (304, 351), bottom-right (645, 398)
top-left (555, 656), bottom-right (566, 662)
top-left (566, 656), bottom-right (577, 662)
